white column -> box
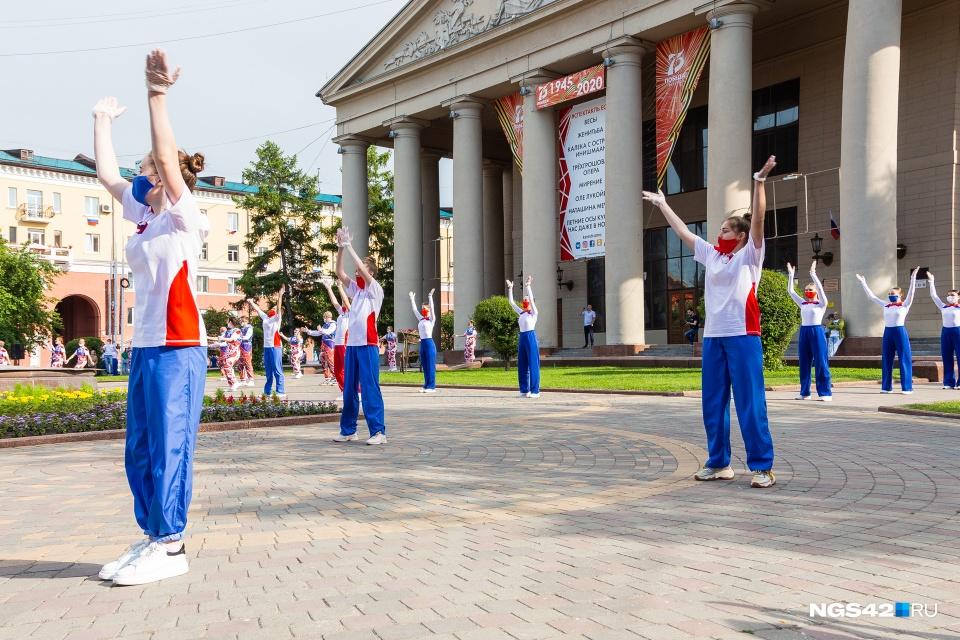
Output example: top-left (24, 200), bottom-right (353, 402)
top-left (595, 37), bottom-right (648, 350)
top-left (445, 96), bottom-right (485, 349)
top-left (502, 166), bottom-right (514, 288)
top-left (840, 0), bottom-right (902, 337)
top-left (421, 150), bottom-right (442, 343)
top-left (334, 136), bottom-right (370, 253)
top-left (705, 4), bottom-right (757, 237)
top-left (516, 71), bottom-right (559, 348)
top-left (483, 161), bottom-right (506, 298)
top-left (386, 117), bottom-right (427, 333)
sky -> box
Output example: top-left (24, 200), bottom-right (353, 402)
top-left (0, 0), bottom-right (454, 203)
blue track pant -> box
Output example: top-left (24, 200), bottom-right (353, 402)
top-left (340, 345), bottom-right (385, 437)
top-left (798, 325), bottom-right (832, 398)
top-left (125, 346), bottom-right (206, 542)
top-left (420, 338), bottom-right (436, 390)
top-left (941, 327), bottom-right (960, 388)
top-left (881, 326), bottom-right (912, 392)
top-left (263, 346), bottom-right (285, 395)
top-left (517, 330), bottom-right (541, 394)
top-left (701, 335), bottom-right (775, 472)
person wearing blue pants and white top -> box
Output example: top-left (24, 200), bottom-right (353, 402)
top-left (787, 261), bottom-right (832, 401)
top-left (643, 155), bottom-right (778, 489)
top-left (923, 272), bottom-right (960, 389)
top-left (248, 285), bottom-right (286, 398)
top-left (332, 226), bottom-right (387, 445)
top-left (508, 275), bottom-right (541, 399)
top-left (93, 50), bottom-right (210, 584)
top-left (856, 267), bottom-right (919, 394)
top-left (410, 288), bottom-right (437, 393)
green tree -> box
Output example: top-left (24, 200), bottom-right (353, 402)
top-left (440, 310), bottom-right (455, 351)
top-left (233, 141), bottom-right (331, 331)
top-left (0, 239), bottom-right (60, 354)
top-left (202, 307), bottom-right (235, 334)
top-left (473, 296), bottom-right (519, 369)
top-left (758, 268), bottom-right (799, 370)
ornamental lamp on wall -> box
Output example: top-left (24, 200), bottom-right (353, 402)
top-left (810, 232), bottom-right (833, 267)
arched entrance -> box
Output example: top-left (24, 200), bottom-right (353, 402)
top-left (55, 295), bottom-right (100, 343)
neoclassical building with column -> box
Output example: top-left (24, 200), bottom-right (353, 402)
top-left (320, 0), bottom-right (960, 353)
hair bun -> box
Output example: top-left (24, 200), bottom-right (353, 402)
top-left (742, 213), bottom-right (753, 222)
top-left (189, 152), bottom-right (205, 174)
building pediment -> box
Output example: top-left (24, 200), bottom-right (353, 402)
top-left (320, 0), bottom-right (558, 102)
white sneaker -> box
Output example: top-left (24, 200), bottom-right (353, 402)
top-left (902, 390), bottom-right (913, 395)
top-left (795, 395), bottom-right (810, 400)
top-left (276, 393), bottom-right (287, 399)
top-left (519, 392), bottom-right (528, 398)
top-left (881, 390), bottom-right (892, 394)
top-left (332, 433), bottom-right (357, 442)
top-left (230, 382), bottom-right (240, 391)
top-left (424, 388), bottom-right (437, 394)
top-left (750, 470), bottom-right (777, 488)
top-left (295, 373), bottom-right (303, 379)
top-left (366, 432), bottom-right (387, 445)
top-left (98, 537), bottom-right (151, 580)
top-left (528, 392), bottom-right (540, 399)
top-left (694, 466), bottom-right (735, 481)
top-left (246, 381), bottom-right (255, 387)
top-left (112, 541), bottom-right (188, 586)
top-left (944, 386), bottom-right (953, 390)
top-left (418, 388), bottom-right (426, 393)
top-left (819, 396), bottom-right (833, 402)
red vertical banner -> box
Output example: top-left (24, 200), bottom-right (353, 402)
top-left (656, 27), bottom-right (711, 189)
top-left (494, 93), bottom-right (524, 172)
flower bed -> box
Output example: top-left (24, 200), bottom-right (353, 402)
top-left (0, 386), bottom-right (337, 439)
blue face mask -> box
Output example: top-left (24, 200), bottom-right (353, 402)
top-left (131, 175), bottom-right (154, 206)
top-left (888, 295), bottom-right (899, 302)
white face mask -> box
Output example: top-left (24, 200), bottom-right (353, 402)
top-left (947, 295), bottom-right (959, 305)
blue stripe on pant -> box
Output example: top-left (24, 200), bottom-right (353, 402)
top-left (881, 326), bottom-right (912, 392)
top-left (125, 346), bottom-right (206, 542)
top-left (340, 345), bottom-right (386, 436)
top-left (263, 346), bottom-right (285, 395)
top-left (701, 335), bottom-right (775, 471)
top-left (517, 330), bottom-right (540, 394)
top-left (798, 325), bottom-right (832, 398)
top-left (941, 326), bottom-right (960, 388)
top-left (420, 338), bottom-right (436, 389)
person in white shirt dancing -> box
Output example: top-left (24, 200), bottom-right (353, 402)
top-left (410, 288), bottom-right (437, 392)
top-left (92, 50), bottom-right (210, 585)
top-left (856, 267), bottom-right (920, 394)
top-left (786, 261), bottom-right (832, 401)
top-left (580, 305), bottom-right (597, 348)
top-left (332, 227), bottom-right (387, 444)
top-left (923, 272), bottom-right (960, 389)
top-left (247, 284), bottom-right (286, 397)
top-left (642, 155), bottom-right (778, 488)
top-left (507, 275), bottom-right (541, 399)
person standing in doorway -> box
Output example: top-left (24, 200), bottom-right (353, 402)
top-left (580, 304), bottom-right (597, 348)
top-left (247, 285), bottom-right (286, 398)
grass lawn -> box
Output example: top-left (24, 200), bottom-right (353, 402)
top-left (380, 366), bottom-right (886, 393)
top-left (903, 401), bottom-right (960, 414)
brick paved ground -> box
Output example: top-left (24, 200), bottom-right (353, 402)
top-left (1, 378), bottom-right (959, 640)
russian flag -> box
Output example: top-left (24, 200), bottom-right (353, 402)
top-left (829, 210), bottom-right (840, 240)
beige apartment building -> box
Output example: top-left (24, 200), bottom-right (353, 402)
top-left (320, 0), bottom-right (960, 353)
top-left (0, 149), bottom-right (345, 365)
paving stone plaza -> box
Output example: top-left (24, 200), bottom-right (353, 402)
top-left (1, 380), bottom-right (958, 640)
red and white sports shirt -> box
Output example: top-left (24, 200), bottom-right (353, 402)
top-left (694, 236), bottom-right (765, 338)
top-left (123, 187), bottom-right (209, 348)
top-left (345, 277), bottom-right (383, 347)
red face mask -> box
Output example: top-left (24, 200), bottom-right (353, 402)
top-left (804, 291), bottom-right (816, 299)
top-left (714, 235), bottom-right (739, 255)
top-left (356, 276), bottom-right (366, 289)
top-left (522, 299), bottom-right (531, 312)
top-left (267, 309), bottom-right (276, 317)
top-left (341, 306), bottom-right (347, 313)
top-left (421, 307), bottom-right (430, 318)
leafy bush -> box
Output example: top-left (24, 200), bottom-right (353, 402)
top-left (758, 268), bottom-right (799, 370)
top-left (472, 296), bottom-right (519, 369)
top-left (440, 311), bottom-right (455, 352)
top-left (65, 337), bottom-right (103, 367)
top-left (0, 384), bottom-right (124, 416)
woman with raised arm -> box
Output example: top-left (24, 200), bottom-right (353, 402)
top-left (856, 267), bottom-right (919, 394)
top-left (49, 336), bottom-right (66, 368)
top-left (94, 50), bottom-right (211, 586)
top-left (926, 272), bottom-right (960, 389)
top-left (507, 275), bottom-right (541, 399)
top-left (456, 320), bottom-right (478, 364)
top-left (642, 155), bottom-right (778, 489)
top-left (786, 261), bottom-right (832, 401)
top-left (247, 284), bottom-right (285, 397)
top-left (318, 278), bottom-right (350, 392)
top-left (410, 288), bottom-right (437, 393)
top-left (279, 327), bottom-right (305, 379)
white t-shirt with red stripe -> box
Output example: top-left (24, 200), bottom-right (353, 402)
top-left (694, 236), bottom-right (764, 338)
top-left (258, 311), bottom-right (282, 349)
top-left (123, 186), bottom-right (209, 348)
top-left (345, 277), bottom-right (383, 347)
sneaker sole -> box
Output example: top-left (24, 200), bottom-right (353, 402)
top-left (112, 561), bottom-right (189, 586)
top-left (751, 481), bottom-right (777, 488)
top-left (694, 474), bottom-right (735, 481)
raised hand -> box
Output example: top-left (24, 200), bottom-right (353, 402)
top-left (786, 262), bottom-right (795, 274)
top-left (810, 260), bottom-right (817, 275)
top-left (92, 97), bottom-right (127, 120)
top-left (145, 49), bottom-right (181, 94)
top-left (641, 189), bottom-right (667, 209)
top-left (927, 271), bottom-right (935, 282)
top-left (428, 288), bottom-right (435, 297)
top-left (505, 280), bottom-right (514, 289)
top-left (336, 226), bottom-right (353, 247)
top-left (755, 155), bottom-right (777, 180)
top-left (855, 273), bottom-right (866, 283)
top-left (525, 275), bottom-right (533, 287)
top-left (408, 291), bottom-right (415, 299)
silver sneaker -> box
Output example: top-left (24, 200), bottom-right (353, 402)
top-left (332, 433), bottom-right (357, 442)
top-left (694, 466), bottom-right (735, 481)
top-left (751, 470), bottom-right (777, 488)
top-left (98, 537), bottom-right (151, 580)
top-left (366, 432), bottom-right (387, 445)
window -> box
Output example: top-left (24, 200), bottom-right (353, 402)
top-left (310, 222), bottom-right (321, 236)
top-left (127, 307), bottom-right (134, 326)
top-left (84, 196), bottom-right (99, 219)
top-left (126, 271), bottom-right (134, 291)
top-left (227, 277), bottom-right (238, 294)
top-left (26, 190), bottom-right (43, 218)
top-left (27, 228), bottom-right (45, 245)
top-left (200, 209), bottom-right (207, 216)
top-left (52, 192), bottom-right (62, 214)
top-left (85, 233), bottom-right (100, 253)
top-left (256, 246), bottom-right (268, 272)
top-left (7, 187), bottom-right (16, 208)
top-left (200, 243), bottom-right (208, 261)
top-left (196, 275), bottom-right (209, 292)
top-left (227, 212), bottom-right (239, 232)
top-left (664, 106), bottom-right (708, 195)
top-left (644, 221), bottom-right (707, 330)
top-left (53, 231), bottom-right (62, 248)
top-left (227, 245), bottom-right (239, 262)
top-left (763, 206), bottom-right (798, 272)
top-left (586, 258), bottom-right (606, 333)
top-left (752, 79), bottom-right (799, 175)
top-left (8, 227), bottom-right (16, 244)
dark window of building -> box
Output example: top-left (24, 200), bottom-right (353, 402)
top-left (586, 257), bottom-right (606, 333)
top-left (644, 221), bottom-right (706, 330)
top-left (752, 78), bottom-right (799, 175)
top-left (763, 206), bottom-right (798, 272)
top-left (664, 106), bottom-right (708, 195)
top-left (7, 227), bottom-right (16, 244)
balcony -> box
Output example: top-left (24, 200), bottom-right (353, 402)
top-left (17, 204), bottom-right (54, 224)
top-left (26, 243), bottom-right (72, 269)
